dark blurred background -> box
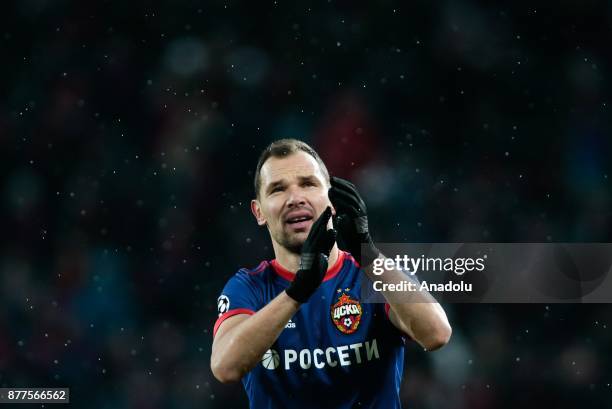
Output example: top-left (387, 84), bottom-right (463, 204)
top-left (2, 0), bottom-right (612, 408)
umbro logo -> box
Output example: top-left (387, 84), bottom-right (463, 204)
top-left (285, 319), bottom-right (296, 329)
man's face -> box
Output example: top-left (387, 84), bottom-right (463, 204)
top-left (251, 151), bottom-right (333, 254)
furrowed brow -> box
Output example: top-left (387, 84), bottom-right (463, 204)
top-left (298, 175), bottom-right (319, 184)
top-left (266, 179), bottom-right (286, 194)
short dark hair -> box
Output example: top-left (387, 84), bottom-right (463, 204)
top-left (254, 139), bottom-right (330, 198)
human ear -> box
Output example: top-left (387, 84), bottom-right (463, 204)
top-left (251, 199), bottom-right (267, 226)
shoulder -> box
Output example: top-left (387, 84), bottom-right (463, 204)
top-left (224, 259), bottom-right (273, 289)
top-left (232, 260), bottom-right (273, 283)
top-left (237, 260), bottom-right (270, 277)
top-left (214, 260), bottom-right (272, 336)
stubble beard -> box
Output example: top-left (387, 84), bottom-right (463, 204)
top-left (274, 227), bottom-right (307, 255)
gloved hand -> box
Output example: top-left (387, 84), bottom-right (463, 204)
top-left (329, 176), bottom-right (380, 267)
top-left (285, 207), bottom-right (337, 303)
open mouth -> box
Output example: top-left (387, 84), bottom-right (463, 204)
top-left (285, 214), bottom-right (314, 230)
top-left (286, 215), bottom-right (313, 224)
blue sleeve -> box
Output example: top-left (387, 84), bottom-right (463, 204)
top-left (213, 269), bottom-right (264, 336)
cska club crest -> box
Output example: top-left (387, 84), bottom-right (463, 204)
top-left (331, 291), bottom-right (362, 334)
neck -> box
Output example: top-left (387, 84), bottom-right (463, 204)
top-left (273, 243), bottom-right (340, 273)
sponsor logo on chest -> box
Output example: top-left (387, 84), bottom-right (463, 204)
top-left (261, 339), bottom-right (380, 370)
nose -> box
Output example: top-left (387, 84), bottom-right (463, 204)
top-left (286, 185), bottom-right (307, 208)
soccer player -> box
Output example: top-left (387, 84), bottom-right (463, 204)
top-left (211, 139), bottom-right (451, 408)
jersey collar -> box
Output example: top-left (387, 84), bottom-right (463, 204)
top-left (271, 250), bottom-right (346, 283)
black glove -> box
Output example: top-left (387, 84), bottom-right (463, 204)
top-left (285, 207), bottom-right (337, 303)
top-left (329, 176), bottom-right (379, 267)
